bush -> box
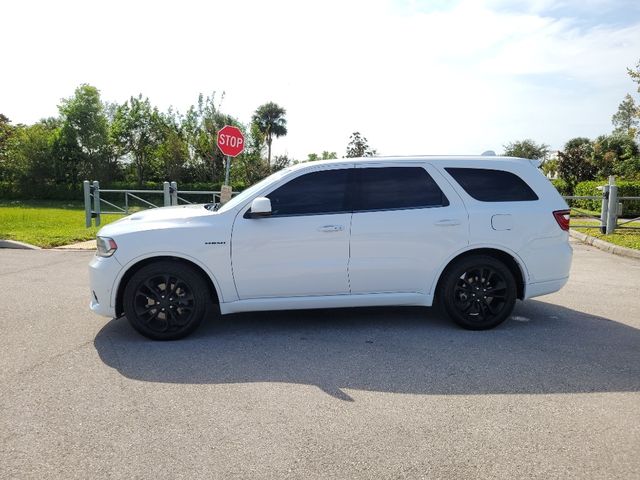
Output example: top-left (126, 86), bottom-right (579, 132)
top-left (0, 181), bottom-right (83, 201)
top-left (550, 178), bottom-right (572, 196)
top-left (573, 180), bottom-right (640, 217)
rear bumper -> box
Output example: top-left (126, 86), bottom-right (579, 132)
top-left (524, 276), bottom-right (569, 299)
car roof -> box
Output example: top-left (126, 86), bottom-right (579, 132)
top-left (287, 155), bottom-right (534, 171)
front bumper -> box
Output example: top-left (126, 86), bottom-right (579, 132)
top-left (88, 254), bottom-right (123, 317)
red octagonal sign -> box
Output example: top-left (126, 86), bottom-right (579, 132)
top-left (217, 125), bottom-right (245, 157)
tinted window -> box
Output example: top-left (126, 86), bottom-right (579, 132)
top-left (267, 169), bottom-right (350, 216)
top-left (354, 167), bottom-right (449, 211)
top-left (445, 168), bottom-right (538, 202)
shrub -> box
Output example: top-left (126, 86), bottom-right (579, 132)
top-left (550, 178), bottom-right (572, 196)
top-left (573, 180), bottom-right (640, 217)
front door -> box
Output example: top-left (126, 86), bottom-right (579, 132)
top-left (231, 167), bottom-right (353, 299)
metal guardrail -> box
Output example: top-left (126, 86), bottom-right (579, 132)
top-left (83, 180), bottom-right (237, 228)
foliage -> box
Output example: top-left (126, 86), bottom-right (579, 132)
top-left (611, 94), bottom-right (638, 138)
top-left (306, 151), bottom-right (338, 162)
top-left (572, 180), bottom-right (640, 217)
top-left (541, 158), bottom-right (558, 178)
top-left (346, 132), bottom-right (376, 158)
top-left (592, 133), bottom-right (640, 179)
top-left (56, 85), bottom-right (112, 184)
top-left (550, 178), bottom-right (571, 196)
top-left (557, 137), bottom-right (597, 188)
top-left (502, 139), bottom-right (549, 159)
top-left (251, 102), bottom-right (287, 169)
top-left (111, 95), bottom-right (163, 186)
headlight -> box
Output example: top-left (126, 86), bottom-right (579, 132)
top-left (96, 236), bottom-right (118, 257)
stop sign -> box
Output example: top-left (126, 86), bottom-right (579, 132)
top-left (217, 125), bottom-right (245, 157)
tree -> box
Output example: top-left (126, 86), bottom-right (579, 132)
top-left (627, 59), bottom-right (640, 92)
top-left (57, 84), bottom-right (110, 184)
top-left (592, 133), bottom-right (639, 178)
top-left (0, 114), bottom-right (16, 181)
top-left (502, 139), bottom-right (549, 159)
top-left (611, 94), bottom-right (639, 137)
top-left (306, 151), bottom-right (337, 162)
top-left (251, 102), bottom-right (287, 170)
top-left (183, 93), bottom-right (237, 184)
top-left (346, 132), bottom-right (376, 157)
top-left (111, 95), bottom-right (162, 186)
top-left (557, 137), bottom-right (597, 189)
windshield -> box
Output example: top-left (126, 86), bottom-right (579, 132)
top-left (216, 168), bottom-right (291, 213)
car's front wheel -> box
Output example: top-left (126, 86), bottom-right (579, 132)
top-left (439, 255), bottom-right (517, 330)
top-left (123, 260), bottom-right (210, 340)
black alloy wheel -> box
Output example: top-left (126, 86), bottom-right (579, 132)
top-left (439, 255), bottom-right (516, 330)
top-left (123, 261), bottom-right (209, 340)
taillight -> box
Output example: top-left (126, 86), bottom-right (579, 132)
top-left (553, 209), bottom-right (570, 231)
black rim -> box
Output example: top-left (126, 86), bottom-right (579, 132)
top-left (452, 266), bottom-right (508, 323)
top-left (133, 274), bottom-right (195, 333)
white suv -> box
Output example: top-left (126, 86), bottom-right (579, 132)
top-left (89, 156), bottom-right (572, 340)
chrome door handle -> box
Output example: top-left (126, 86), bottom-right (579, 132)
top-left (434, 219), bottom-right (461, 227)
top-left (318, 225), bottom-right (344, 232)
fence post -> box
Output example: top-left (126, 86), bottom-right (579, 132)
top-left (606, 176), bottom-right (618, 235)
top-left (92, 181), bottom-right (101, 227)
top-left (83, 180), bottom-right (92, 228)
top-left (170, 181), bottom-right (178, 206)
top-left (124, 192), bottom-right (129, 215)
top-left (599, 184), bottom-right (609, 235)
top-left (163, 182), bottom-right (171, 207)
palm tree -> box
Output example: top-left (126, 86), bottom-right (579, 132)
top-left (251, 102), bottom-right (287, 171)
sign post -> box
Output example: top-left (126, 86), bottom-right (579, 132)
top-left (216, 125), bottom-right (245, 190)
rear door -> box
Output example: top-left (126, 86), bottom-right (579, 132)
top-left (348, 163), bottom-right (468, 295)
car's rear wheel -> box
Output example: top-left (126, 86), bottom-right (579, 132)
top-left (439, 255), bottom-right (516, 330)
top-left (123, 260), bottom-right (210, 340)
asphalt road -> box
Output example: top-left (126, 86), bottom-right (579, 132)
top-left (1, 240), bottom-right (639, 479)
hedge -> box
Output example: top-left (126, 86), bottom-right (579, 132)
top-left (550, 179), bottom-right (571, 196)
top-left (572, 180), bottom-right (640, 217)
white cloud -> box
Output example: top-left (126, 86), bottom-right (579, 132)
top-left (1, 0), bottom-right (639, 159)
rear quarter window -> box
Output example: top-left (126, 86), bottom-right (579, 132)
top-left (445, 167), bottom-right (538, 202)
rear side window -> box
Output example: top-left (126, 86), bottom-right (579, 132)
top-left (445, 168), bottom-right (538, 202)
top-left (354, 167), bottom-right (449, 211)
top-left (267, 169), bottom-right (350, 216)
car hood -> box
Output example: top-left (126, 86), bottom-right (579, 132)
top-left (97, 204), bottom-right (216, 237)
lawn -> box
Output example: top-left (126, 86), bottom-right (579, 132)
top-left (0, 200), bottom-right (121, 248)
top-left (571, 217), bottom-right (640, 250)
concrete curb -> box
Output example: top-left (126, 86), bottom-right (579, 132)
top-left (54, 240), bottom-right (97, 251)
top-left (0, 239), bottom-right (41, 250)
top-left (569, 229), bottom-right (640, 260)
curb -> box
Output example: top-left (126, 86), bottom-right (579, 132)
top-left (0, 239), bottom-right (41, 250)
top-left (569, 229), bottom-right (640, 260)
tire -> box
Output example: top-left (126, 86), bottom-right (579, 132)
top-left (123, 260), bottom-right (210, 340)
top-left (438, 255), bottom-right (517, 330)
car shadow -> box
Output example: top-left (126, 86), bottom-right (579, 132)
top-left (94, 300), bottom-right (640, 400)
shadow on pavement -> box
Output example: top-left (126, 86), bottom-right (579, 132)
top-left (94, 300), bottom-right (640, 400)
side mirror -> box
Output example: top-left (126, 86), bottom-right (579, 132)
top-left (249, 197), bottom-right (272, 218)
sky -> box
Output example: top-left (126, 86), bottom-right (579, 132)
top-left (1, 0), bottom-right (640, 160)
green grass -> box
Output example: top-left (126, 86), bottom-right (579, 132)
top-left (571, 217), bottom-right (640, 250)
top-left (0, 200), bottom-right (121, 248)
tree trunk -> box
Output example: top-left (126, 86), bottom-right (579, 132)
top-left (267, 137), bottom-right (272, 173)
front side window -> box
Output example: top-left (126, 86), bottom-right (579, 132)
top-left (267, 169), bottom-right (350, 216)
top-left (353, 167), bottom-right (449, 212)
top-left (445, 168), bottom-right (539, 202)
